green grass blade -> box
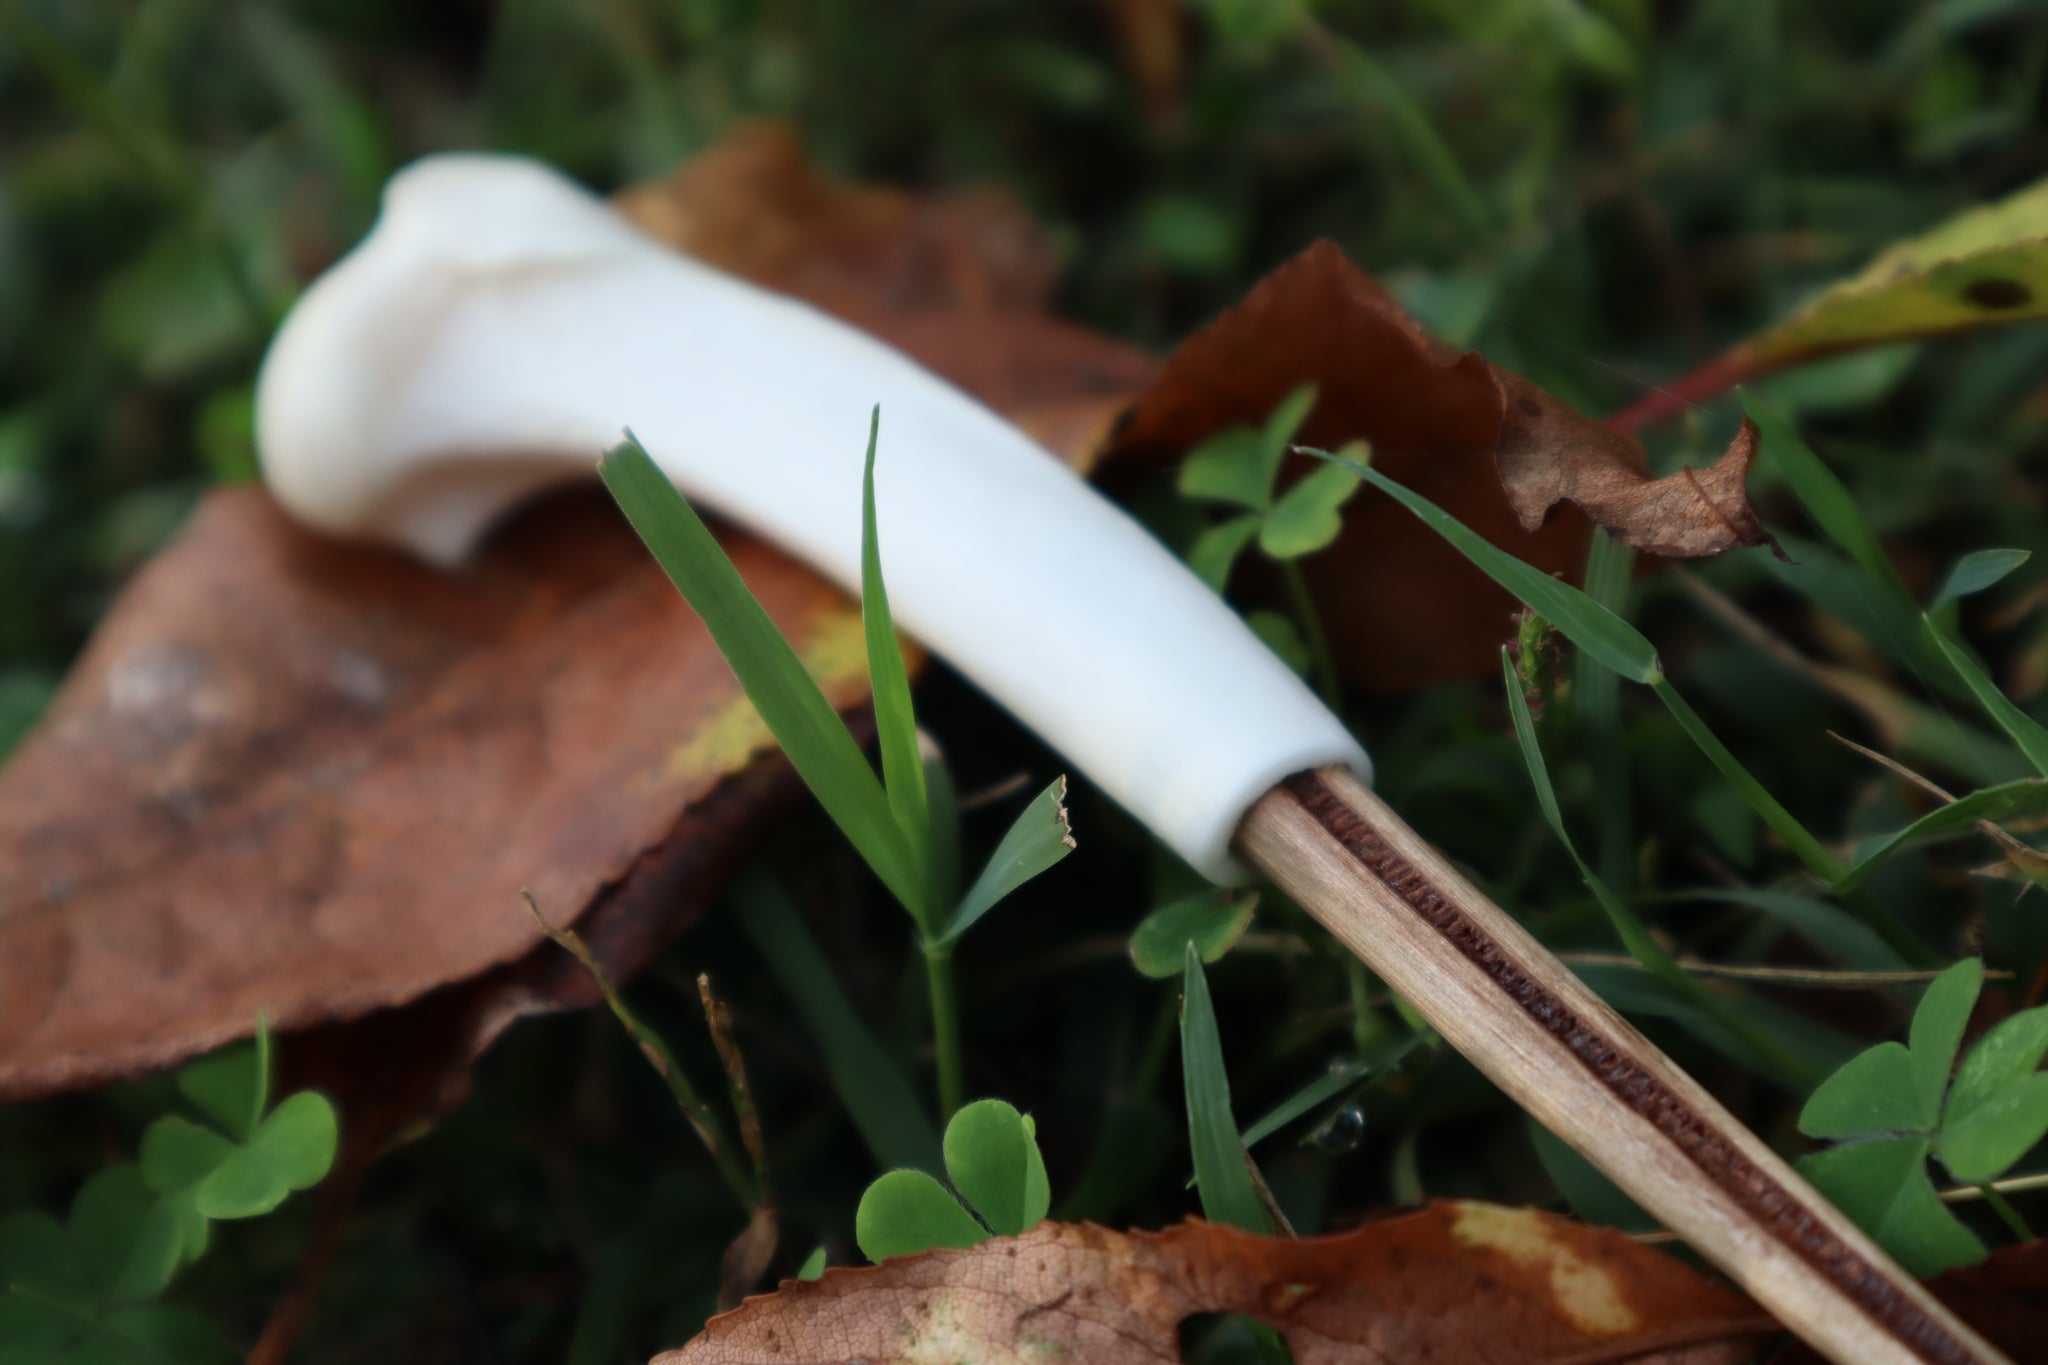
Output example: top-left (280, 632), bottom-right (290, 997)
top-left (731, 874), bottom-right (941, 1172)
top-left (1648, 676), bottom-right (1847, 883)
top-left (600, 435), bottom-right (922, 914)
top-left (1934, 549), bottom-right (2030, 608)
top-left (1577, 529), bottom-right (1635, 890)
top-left (1303, 443), bottom-right (1922, 963)
top-left (1504, 652), bottom-right (1812, 1085)
top-left (1926, 619), bottom-right (2048, 778)
top-left (1650, 679), bottom-right (1931, 963)
top-left (924, 744), bottom-right (962, 916)
top-left (940, 777), bottom-right (1075, 944)
top-left (1239, 1033), bottom-right (1421, 1150)
top-left (858, 407), bottom-right (933, 927)
top-left (1303, 447), bottom-right (1661, 683)
top-left (1744, 394), bottom-right (1896, 584)
top-left (1835, 778), bottom-right (2048, 894)
top-left (1663, 889), bottom-right (1907, 972)
top-left (1181, 945), bottom-right (1272, 1234)
top-left (1747, 399), bottom-right (1951, 685)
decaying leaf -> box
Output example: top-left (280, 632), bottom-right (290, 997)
top-left (657, 1202), bottom-right (1767, 1365)
top-left (0, 125), bottom-right (1154, 1115)
top-left (1612, 175), bottom-right (2048, 430)
top-left (1108, 241), bottom-right (1764, 689)
top-left (0, 488), bottom-right (869, 1101)
top-left (1752, 175), bottom-right (2048, 362)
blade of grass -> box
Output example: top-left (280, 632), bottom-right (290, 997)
top-left (1746, 396), bottom-right (1952, 689)
top-left (1313, 443), bottom-right (1931, 963)
top-left (523, 893), bottom-right (755, 1207)
top-left (1239, 1032), bottom-right (1423, 1151)
top-left (1743, 394), bottom-right (1896, 586)
top-left (1646, 676), bottom-right (1846, 883)
top-left (730, 873), bottom-right (941, 1172)
top-left (859, 407), bottom-right (933, 929)
top-left (1578, 529), bottom-right (1636, 891)
top-left (1300, 446), bottom-right (1661, 683)
top-left (1934, 549), bottom-right (2030, 609)
top-left (1926, 619), bottom-right (2048, 777)
top-left (1503, 651), bottom-right (1814, 1086)
top-left (600, 434), bottom-right (922, 916)
top-left (1662, 889), bottom-right (1907, 972)
top-left (1834, 778), bottom-right (2048, 893)
top-left (923, 740), bottom-right (962, 922)
top-left (1181, 945), bottom-right (1272, 1234)
top-left (940, 776), bottom-right (1075, 944)
top-left (1672, 565), bottom-right (2024, 787)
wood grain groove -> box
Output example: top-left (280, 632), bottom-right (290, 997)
top-left (1280, 770), bottom-right (1971, 1365)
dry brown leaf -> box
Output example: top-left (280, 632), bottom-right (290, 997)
top-left (0, 125), bottom-right (1153, 1114)
top-left (657, 1203), bottom-right (1768, 1365)
top-left (1109, 241), bottom-right (1766, 689)
top-left (0, 487), bottom-right (867, 1100)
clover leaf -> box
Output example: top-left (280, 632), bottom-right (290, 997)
top-left (1796, 958), bottom-right (2048, 1275)
top-left (855, 1099), bottom-right (1050, 1262)
top-left (1174, 384), bottom-right (1365, 591)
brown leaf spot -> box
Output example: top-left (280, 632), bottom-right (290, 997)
top-left (1963, 278), bottom-right (2033, 310)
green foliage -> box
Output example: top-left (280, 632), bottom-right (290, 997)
top-left (1311, 442), bottom-right (1900, 938)
top-left (1177, 387), bottom-right (1361, 698)
top-left (604, 418), bottom-right (1075, 1117)
top-left (600, 430), bottom-right (923, 916)
top-left (1927, 621), bottom-right (2048, 778)
top-left (1798, 960), bottom-right (2048, 1275)
top-left (854, 1100), bottom-right (1051, 1262)
top-left (940, 777), bottom-right (1074, 944)
top-left (730, 874), bottom-right (941, 1173)
top-left (1181, 946), bottom-right (1272, 1236)
top-left (1128, 890), bottom-right (1258, 980)
top-left (1933, 549), bottom-right (2030, 608)
top-left (1305, 445), bottom-right (1661, 684)
top-left (0, 1021), bottom-right (337, 1364)
top-left (1503, 648), bottom-right (1811, 1085)
top-left (13, 3), bottom-right (2048, 1355)
top-left (1176, 384), bottom-right (1361, 569)
top-left (1837, 779), bottom-right (2048, 893)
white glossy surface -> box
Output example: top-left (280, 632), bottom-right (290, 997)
top-left (256, 154), bottom-right (1369, 882)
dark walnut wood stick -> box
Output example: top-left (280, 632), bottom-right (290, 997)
top-left (1237, 766), bottom-right (2007, 1365)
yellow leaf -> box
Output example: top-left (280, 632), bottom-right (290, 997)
top-left (1745, 176), bottom-right (2048, 369)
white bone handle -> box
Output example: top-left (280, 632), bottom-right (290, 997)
top-left (256, 154), bottom-right (1367, 883)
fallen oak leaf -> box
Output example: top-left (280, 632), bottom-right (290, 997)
top-left (1108, 242), bottom-right (1764, 689)
top-left (0, 487), bottom-right (874, 1101)
top-left (657, 1203), bottom-right (1768, 1365)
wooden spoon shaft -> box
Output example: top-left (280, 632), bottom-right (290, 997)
top-left (1236, 767), bottom-right (2005, 1365)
